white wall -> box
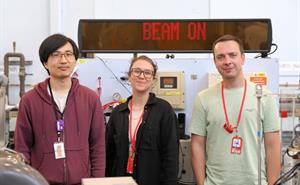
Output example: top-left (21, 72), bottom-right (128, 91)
top-left (0, 0), bottom-right (50, 83)
top-left (59, 0), bottom-right (95, 42)
top-left (94, 0), bottom-right (210, 19)
top-left (0, 0), bottom-right (299, 84)
top-left (210, 0), bottom-right (300, 61)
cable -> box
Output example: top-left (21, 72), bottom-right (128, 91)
top-left (273, 162), bottom-right (300, 185)
top-left (254, 43), bottom-right (278, 59)
top-left (266, 43), bottom-right (278, 56)
top-left (95, 56), bottom-right (131, 94)
top-left (177, 142), bottom-right (196, 185)
top-left (178, 143), bottom-right (184, 180)
top-left (282, 172), bottom-right (297, 184)
top-left (97, 76), bottom-right (102, 98)
top-left (281, 149), bottom-right (287, 167)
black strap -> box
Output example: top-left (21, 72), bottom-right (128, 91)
top-left (48, 80), bottom-right (72, 139)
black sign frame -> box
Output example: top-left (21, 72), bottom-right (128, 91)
top-left (78, 19), bottom-right (272, 54)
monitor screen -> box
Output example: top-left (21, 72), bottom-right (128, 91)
top-left (78, 19), bottom-right (272, 54)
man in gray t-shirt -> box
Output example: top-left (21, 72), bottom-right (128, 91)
top-left (190, 34), bottom-right (281, 185)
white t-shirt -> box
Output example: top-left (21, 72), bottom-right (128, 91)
top-left (47, 87), bottom-right (68, 113)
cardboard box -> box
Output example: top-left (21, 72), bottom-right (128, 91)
top-left (82, 176), bottom-right (137, 185)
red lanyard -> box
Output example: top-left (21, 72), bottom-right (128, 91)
top-left (222, 79), bottom-right (247, 133)
top-left (129, 100), bottom-right (144, 153)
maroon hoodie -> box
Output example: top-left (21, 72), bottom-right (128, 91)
top-left (14, 78), bottom-right (105, 185)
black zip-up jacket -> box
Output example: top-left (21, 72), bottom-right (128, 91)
top-left (106, 93), bottom-right (179, 185)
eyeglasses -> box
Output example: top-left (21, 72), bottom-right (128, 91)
top-left (130, 68), bottom-right (154, 79)
top-left (50, 51), bottom-right (75, 61)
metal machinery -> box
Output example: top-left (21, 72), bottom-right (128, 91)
top-left (3, 42), bottom-right (28, 149)
top-left (0, 148), bottom-right (49, 185)
top-left (0, 75), bottom-right (47, 185)
top-left (274, 87), bottom-right (300, 185)
top-left (152, 71), bottom-right (185, 109)
top-left (178, 139), bottom-right (195, 185)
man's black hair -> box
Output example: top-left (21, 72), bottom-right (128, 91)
top-left (39, 33), bottom-right (79, 74)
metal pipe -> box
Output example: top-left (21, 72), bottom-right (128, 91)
top-left (256, 84), bottom-right (263, 185)
top-left (0, 76), bottom-right (8, 148)
top-left (4, 41), bottom-right (26, 104)
top-left (279, 84), bottom-right (300, 88)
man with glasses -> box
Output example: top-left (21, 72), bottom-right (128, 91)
top-left (14, 34), bottom-right (105, 185)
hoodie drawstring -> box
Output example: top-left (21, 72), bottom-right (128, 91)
top-left (74, 96), bottom-right (80, 136)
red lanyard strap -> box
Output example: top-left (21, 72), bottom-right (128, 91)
top-left (129, 100), bottom-right (144, 153)
top-left (221, 79), bottom-right (247, 132)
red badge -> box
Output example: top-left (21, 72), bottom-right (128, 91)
top-left (231, 136), bottom-right (243, 154)
top-left (126, 156), bottom-right (134, 174)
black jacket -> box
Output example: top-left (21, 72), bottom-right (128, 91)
top-left (106, 93), bottom-right (179, 185)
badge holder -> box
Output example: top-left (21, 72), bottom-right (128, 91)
top-left (230, 135), bottom-right (243, 154)
top-left (127, 144), bottom-right (134, 174)
top-left (53, 119), bottom-right (65, 159)
top-left (54, 141), bottom-right (66, 159)
top-left (127, 155), bottom-right (134, 174)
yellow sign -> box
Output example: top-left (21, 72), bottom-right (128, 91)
top-left (165, 91), bottom-right (181, 96)
top-left (78, 59), bottom-right (87, 64)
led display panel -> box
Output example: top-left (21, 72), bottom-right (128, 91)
top-left (78, 19), bottom-right (272, 53)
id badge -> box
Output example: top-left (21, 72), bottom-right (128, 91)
top-left (53, 142), bottom-right (66, 159)
top-left (231, 136), bottom-right (243, 154)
